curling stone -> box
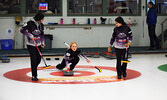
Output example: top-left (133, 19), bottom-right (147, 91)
top-left (100, 51), bottom-right (107, 57)
top-left (103, 52), bottom-right (116, 59)
top-left (63, 71), bottom-right (74, 76)
top-left (92, 55), bottom-right (100, 58)
top-left (104, 52), bottom-right (111, 58)
top-left (85, 52), bottom-right (92, 57)
top-left (92, 52), bottom-right (100, 58)
top-left (2, 59), bottom-right (10, 63)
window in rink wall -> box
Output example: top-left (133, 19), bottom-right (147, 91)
top-left (68, 0), bottom-right (103, 15)
top-left (68, 0), bottom-right (141, 16)
top-left (26, 0), bottom-right (61, 15)
top-left (0, 0), bottom-right (20, 15)
top-left (107, 0), bottom-right (139, 14)
top-left (156, 0), bottom-right (167, 14)
top-left (147, 0), bottom-right (167, 14)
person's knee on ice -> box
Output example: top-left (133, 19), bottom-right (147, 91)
top-left (56, 59), bottom-right (66, 70)
top-left (69, 57), bottom-right (80, 70)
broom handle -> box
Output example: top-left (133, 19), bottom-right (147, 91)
top-left (32, 39), bottom-right (48, 66)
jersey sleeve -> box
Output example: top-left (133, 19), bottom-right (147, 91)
top-left (127, 27), bottom-right (132, 42)
top-left (110, 28), bottom-right (117, 45)
top-left (20, 21), bottom-right (34, 39)
top-left (64, 51), bottom-right (70, 67)
top-left (80, 52), bottom-right (88, 60)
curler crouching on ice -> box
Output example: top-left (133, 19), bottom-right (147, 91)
top-left (56, 42), bottom-right (90, 72)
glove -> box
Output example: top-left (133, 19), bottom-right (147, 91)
top-left (87, 59), bottom-right (91, 63)
top-left (41, 44), bottom-right (45, 48)
top-left (31, 37), bottom-right (35, 41)
top-left (108, 46), bottom-right (112, 52)
top-left (125, 42), bottom-right (130, 47)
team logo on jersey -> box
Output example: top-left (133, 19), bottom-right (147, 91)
top-left (4, 66), bottom-right (141, 84)
top-left (118, 32), bottom-right (127, 38)
top-left (32, 30), bottom-right (41, 35)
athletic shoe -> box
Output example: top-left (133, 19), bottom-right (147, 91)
top-left (123, 72), bottom-right (127, 78)
top-left (117, 76), bottom-right (122, 79)
top-left (32, 76), bottom-right (38, 81)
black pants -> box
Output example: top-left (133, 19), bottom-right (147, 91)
top-left (27, 45), bottom-right (41, 77)
top-left (56, 57), bottom-right (79, 70)
top-left (115, 48), bottom-right (127, 76)
top-left (148, 25), bottom-right (159, 48)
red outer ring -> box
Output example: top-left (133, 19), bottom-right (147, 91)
top-left (3, 65), bottom-right (141, 84)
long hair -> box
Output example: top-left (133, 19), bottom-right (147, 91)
top-left (115, 16), bottom-right (127, 25)
top-left (70, 42), bottom-right (78, 48)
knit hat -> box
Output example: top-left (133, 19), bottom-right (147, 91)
top-left (34, 12), bottom-right (44, 21)
top-left (115, 16), bottom-right (126, 25)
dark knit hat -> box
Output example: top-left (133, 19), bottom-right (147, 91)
top-left (34, 12), bottom-right (44, 21)
top-left (115, 16), bottom-right (126, 25)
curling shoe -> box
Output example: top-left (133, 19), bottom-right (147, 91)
top-left (32, 76), bottom-right (38, 81)
top-left (117, 76), bottom-right (122, 79)
top-left (123, 72), bottom-right (127, 78)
